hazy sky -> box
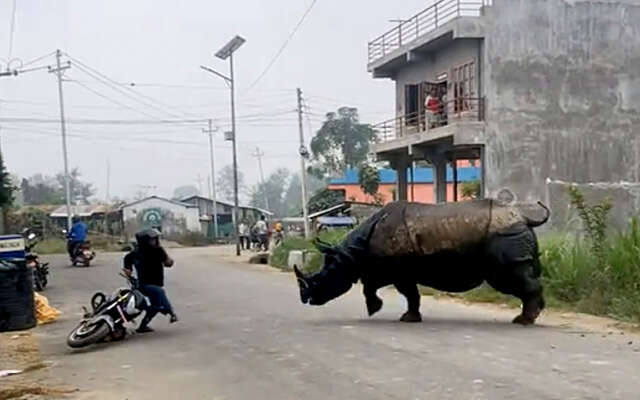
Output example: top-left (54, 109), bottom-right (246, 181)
top-left (0, 0), bottom-right (428, 202)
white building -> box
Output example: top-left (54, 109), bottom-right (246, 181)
top-left (121, 196), bottom-right (201, 236)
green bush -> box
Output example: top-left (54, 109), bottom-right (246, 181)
top-left (538, 222), bottom-right (640, 322)
top-left (270, 228), bottom-right (350, 273)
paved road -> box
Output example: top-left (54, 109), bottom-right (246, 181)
top-left (35, 247), bottom-right (640, 400)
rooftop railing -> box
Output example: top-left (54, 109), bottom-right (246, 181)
top-left (368, 0), bottom-right (490, 65)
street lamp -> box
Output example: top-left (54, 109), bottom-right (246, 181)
top-left (201, 35), bottom-right (245, 256)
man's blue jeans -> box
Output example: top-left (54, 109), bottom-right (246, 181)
top-left (139, 285), bottom-right (174, 325)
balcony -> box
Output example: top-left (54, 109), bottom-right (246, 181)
top-left (373, 97), bottom-right (486, 155)
top-left (368, 0), bottom-right (491, 67)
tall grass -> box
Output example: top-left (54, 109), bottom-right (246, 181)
top-left (540, 221), bottom-right (640, 322)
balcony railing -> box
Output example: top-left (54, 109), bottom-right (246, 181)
top-left (373, 97), bottom-right (485, 143)
top-left (368, 0), bottom-right (491, 65)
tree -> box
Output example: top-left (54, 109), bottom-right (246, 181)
top-left (461, 181), bottom-right (481, 199)
top-left (172, 185), bottom-right (199, 200)
top-left (309, 107), bottom-right (377, 178)
top-left (217, 165), bottom-right (245, 203)
top-left (250, 168), bottom-right (290, 217)
top-left (21, 168), bottom-right (95, 205)
top-left (307, 188), bottom-right (345, 214)
top-left (358, 163), bottom-right (380, 198)
top-left (0, 153), bottom-right (14, 209)
top-left (55, 168), bottom-right (95, 205)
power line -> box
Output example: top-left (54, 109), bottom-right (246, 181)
top-left (21, 51), bottom-right (57, 68)
top-left (67, 78), bottom-right (165, 120)
top-left (245, 0), bottom-right (318, 91)
top-left (68, 61), bottom-right (188, 120)
top-left (0, 117), bottom-right (207, 125)
top-left (65, 53), bottom-right (206, 120)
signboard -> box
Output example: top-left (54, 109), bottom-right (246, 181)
top-left (0, 235), bottom-right (26, 259)
top-left (141, 208), bottom-right (163, 228)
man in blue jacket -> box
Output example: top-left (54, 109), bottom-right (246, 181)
top-left (67, 217), bottom-right (88, 260)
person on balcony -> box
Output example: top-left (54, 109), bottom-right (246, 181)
top-left (424, 89), bottom-right (441, 129)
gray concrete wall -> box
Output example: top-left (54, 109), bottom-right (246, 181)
top-left (546, 179), bottom-right (640, 232)
top-left (482, 0), bottom-right (640, 229)
top-left (394, 39), bottom-right (482, 117)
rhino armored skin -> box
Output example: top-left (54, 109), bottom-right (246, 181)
top-left (295, 200), bottom-right (550, 325)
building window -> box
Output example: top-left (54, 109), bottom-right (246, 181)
top-left (452, 60), bottom-right (476, 113)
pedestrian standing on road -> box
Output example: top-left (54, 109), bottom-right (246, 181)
top-left (255, 215), bottom-right (269, 251)
top-left (238, 221), bottom-right (249, 250)
top-left (123, 228), bottom-right (178, 333)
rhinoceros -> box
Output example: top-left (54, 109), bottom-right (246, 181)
top-left (294, 199), bottom-right (550, 325)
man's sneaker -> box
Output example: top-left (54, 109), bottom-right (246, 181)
top-left (136, 325), bottom-right (154, 333)
top-left (169, 314), bottom-right (178, 324)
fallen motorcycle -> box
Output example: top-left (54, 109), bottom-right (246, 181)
top-left (67, 274), bottom-right (150, 348)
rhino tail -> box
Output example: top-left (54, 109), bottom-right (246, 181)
top-left (525, 201), bottom-right (551, 228)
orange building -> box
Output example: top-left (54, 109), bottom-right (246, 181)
top-left (328, 166), bottom-right (480, 204)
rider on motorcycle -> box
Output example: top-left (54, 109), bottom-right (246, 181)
top-left (67, 217), bottom-right (88, 260)
top-left (123, 228), bottom-right (178, 333)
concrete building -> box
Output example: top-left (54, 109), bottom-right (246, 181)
top-left (121, 196), bottom-right (201, 236)
top-left (368, 0), bottom-right (640, 228)
top-left (328, 166), bottom-right (480, 204)
top-left (180, 195), bottom-right (273, 238)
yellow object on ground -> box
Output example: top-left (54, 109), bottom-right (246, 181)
top-left (33, 293), bottom-right (61, 325)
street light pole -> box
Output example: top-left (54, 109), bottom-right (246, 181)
top-left (202, 35), bottom-right (245, 256)
top-left (229, 52), bottom-right (241, 256)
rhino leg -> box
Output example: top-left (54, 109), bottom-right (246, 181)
top-left (394, 282), bottom-right (422, 323)
top-left (363, 284), bottom-right (383, 316)
top-left (486, 263), bottom-right (544, 326)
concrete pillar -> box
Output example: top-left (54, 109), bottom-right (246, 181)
top-left (431, 155), bottom-right (447, 204)
top-left (391, 156), bottom-right (410, 201)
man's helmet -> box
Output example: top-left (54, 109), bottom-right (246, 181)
top-left (135, 228), bottom-right (161, 249)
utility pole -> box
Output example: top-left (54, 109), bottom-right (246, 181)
top-left (196, 174), bottom-right (203, 195)
top-left (203, 119), bottom-right (219, 238)
top-left (297, 88), bottom-right (311, 239)
top-left (252, 147), bottom-right (270, 212)
top-left (49, 49), bottom-right (73, 231)
top-left (106, 158), bottom-right (111, 204)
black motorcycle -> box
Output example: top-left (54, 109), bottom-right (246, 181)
top-left (67, 274), bottom-right (150, 348)
top-left (23, 230), bottom-right (49, 291)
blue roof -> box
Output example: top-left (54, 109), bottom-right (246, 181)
top-left (329, 167), bottom-right (480, 185)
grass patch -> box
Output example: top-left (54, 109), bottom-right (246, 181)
top-left (539, 223), bottom-right (640, 323)
top-left (270, 229), bottom-right (350, 273)
top-left (166, 232), bottom-right (215, 247)
top-left (33, 238), bottom-right (67, 255)
top-left (34, 235), bottom-right (124, 254)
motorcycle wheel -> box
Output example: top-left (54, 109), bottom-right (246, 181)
top-left (91, 292), bottom-right (106, 311)
top-left (67, 321), bottom-right (111, 348)
top-left (34, 273), bottom-right (43, 292)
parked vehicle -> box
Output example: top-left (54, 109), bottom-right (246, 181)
top-left (67, 274), bottom-right (150, 348)
top-left (23, 230), bottom-right (49, 291)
